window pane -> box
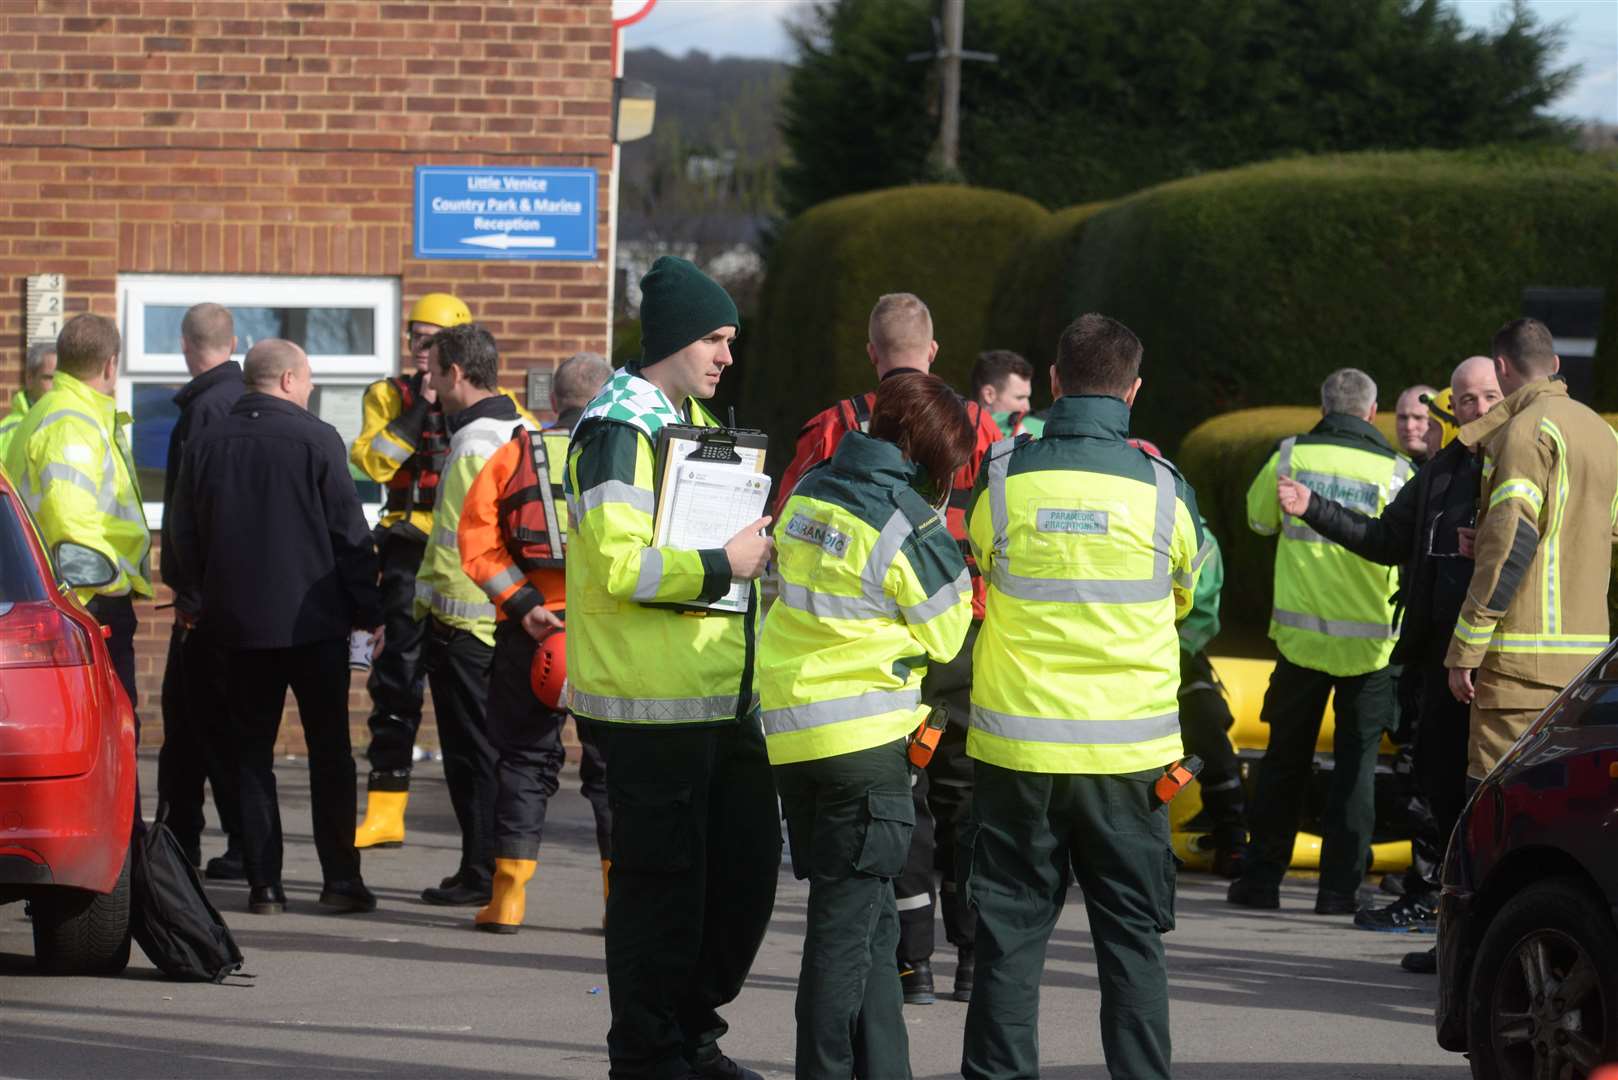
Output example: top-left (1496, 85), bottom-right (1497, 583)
top-left (144, 306), bottom-right (376, 355)
top-left (131, 382), bottom-right (182, 500)
top-left (0, 498), bottom-right (49, 602)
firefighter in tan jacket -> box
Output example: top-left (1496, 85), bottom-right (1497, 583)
top-left (1446, 318), bottom-right (1618, 780)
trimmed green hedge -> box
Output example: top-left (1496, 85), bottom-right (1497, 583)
top-left (740, 184), bottom-right (1048, 472)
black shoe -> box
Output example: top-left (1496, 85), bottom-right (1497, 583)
top-left (439, 870), bottom-right (462, 891)
top-left (421, 879), bottom-right (492, 906)
top-left (1314, 889), bottom-right (1359, 916)
top-left (899, 958), bottom-right (935, 1005)
top-left (687, 1054), bottom-right (763, 1080)
top-left (1210, 846), bottom-right (1246, 879)
top-left (249, 883), bottom-right (287, 915)
top-left (953, 946), bottom-right (974, 1003)
top-left (204, 845), bottom-right (245, 881)
top-left (1354, 892), bottom-right (1437, 933)
top-left (1226, 878), bottom-right (1280, 910)
top-left (1400, 946), bottom-right (1438, 974)
top-left (319, 878), bottom-right (377, 914)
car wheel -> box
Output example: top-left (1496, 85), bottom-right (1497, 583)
top-left (1466, 877), bottom-right (1618, 1079)
top-left (32, 842), bottom-right (132, 976)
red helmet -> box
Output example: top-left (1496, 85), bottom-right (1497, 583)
top-left (530, 629), bottom-right (567, 709)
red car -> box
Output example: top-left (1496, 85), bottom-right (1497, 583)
top-left (0, 465), bottom-right (137, 974)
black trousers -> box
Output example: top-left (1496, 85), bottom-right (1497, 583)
top-left (488, 621), bottom-right (568, 861)
top-left (576, 715), bottom-right (612, 860)
top-left (1414, 659), bottom-right (1471, 879)
top-left (599, 717), bottom-right (781, 1080)
top-left (364, 529), bottom-right (429, 789)
top-left (226, 639), bottom-right (360, 887)
top-left (1177, 650), bottom-right (1246, 846)
top-left (86, 594), bottom-right (138, 724)
top-left (424, 620), bottom-right (498, 890)
top-left (963, 762), bottom-right (1176, 1080)
top-left (897, 622), bottom-right (979, 962)
top-left (776, 739), bottom-right (912, 1080)
top-left (1243, 657), bottom-right (1394, 897)
top-left (157, 624), bottom-right (241, 858)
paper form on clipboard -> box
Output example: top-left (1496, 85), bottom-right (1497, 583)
top-left (651, 425), bottom-right (771, 614)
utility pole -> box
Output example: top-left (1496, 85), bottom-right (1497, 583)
top-left (908, 0), bottom-right (996, 173)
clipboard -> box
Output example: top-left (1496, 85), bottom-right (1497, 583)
top-left (651, 425), bottom-right (771, 614)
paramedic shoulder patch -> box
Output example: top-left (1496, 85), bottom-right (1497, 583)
top-left (785, 513), bottom-right (851, 557)
top-left (1036, 508), bottom-right (1109, 535)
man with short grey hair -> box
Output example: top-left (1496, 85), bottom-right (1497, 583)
top-left (551, 351), bottom-right (612, 420)
top-left (1229, 367), bottom-right (1407, 917)
top-left (0, 341), bottom-right (57, 459)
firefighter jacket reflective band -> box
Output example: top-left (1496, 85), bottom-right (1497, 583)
top-left (563, 367), bottom-right (756, 726)
top-left (2, 371), bottom-right (151, 603)
top-left (459, 426), bottom-right (572, 623)
top-left (0, 389), bottom-right (30, 462)
top-left (1246, 413), bottom-right (1410, 678)
top-left (759, 432), bottom-right (972, 766)
top-left (966, 395), bottom-right (1207, 774)
top-left (414, 398), bottom-right (538, 646)
top-left (1444, 378), bottom-right (1618, 686)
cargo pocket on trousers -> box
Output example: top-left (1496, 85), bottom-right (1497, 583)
top-left (610, 782), bottom-right (695, 875)
top-left (852, 790), bottom-right (914, 879)
top-left (1152, 846), bottom-right (1180, 934)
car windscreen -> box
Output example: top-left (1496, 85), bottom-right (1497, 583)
top-left (0, 494), bottom-right (50, 604)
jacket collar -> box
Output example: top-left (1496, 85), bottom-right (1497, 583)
top-left (553, 406), bottom-right (584, 433)
top-left (8, 390), bottom-right (28, 417)
top-left (232, 391), bottom-right (310, 420)
top-left (1041, 394), bottom-right (1132, 441)
top-left (48, 371), bottom-right (117, 425)
top-left (829, 430), bottom-right (919, 488)
top-left (174, 360), bottom-right (242, 408)
top-left (1458, 377), bottom-right (1567, 450)
top-left (1310, 411), bottom-right (1394, 451)
top-left (446, 391), bottom-right (517, 434)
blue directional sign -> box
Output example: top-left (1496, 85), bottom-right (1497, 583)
top-left (413, 166), bottom-right (598, 261)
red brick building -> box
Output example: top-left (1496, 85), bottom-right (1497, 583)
top-left (0, 0), bottom-right (617, 751)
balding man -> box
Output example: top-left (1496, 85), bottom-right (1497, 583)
top-left (158, 303), bottom-right (246, 877)
top-left (1395, 384), bottom-right (1437, 465)
top-left (0, 341), bottom-right (56, 460)
top-left (169, 339), bottom-right (381, 916)
top-left (1277, 356), bottom-right (1502, 965)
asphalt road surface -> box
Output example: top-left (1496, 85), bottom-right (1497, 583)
top-left (0, 754), bottom-right (1471, 1079)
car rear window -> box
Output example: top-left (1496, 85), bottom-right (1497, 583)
top-left (0, 495), bottom-right (49, 604)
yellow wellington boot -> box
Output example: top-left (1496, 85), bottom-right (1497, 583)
top-left (601, 859), bottom-right (611, 930)
top-left (354, 791), bottom-right (408, 849)
top-left (475, 858), bottom-right (537, 934)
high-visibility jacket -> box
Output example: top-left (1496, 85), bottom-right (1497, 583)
top-left (2, 372), bottom-right (151, 603)
top-left (413, 396), bottom-right (537, 645)
top-left (775, 377), bottom-right (1002, 619)
top-left (564, 367), bottom-right (756, 727)
top-left (459, 425), bottom-right (572, 622)
top-left (0, 390), bottom-right (31, 462)
top-left (966, 394), bottom-right (1206, 774)
top-left (760, 431), bottom-right (972, 765)
top-left (1247, 412), bottom-right (1411, 677)
top-left (1445, 378), bottom-right (1618, 685)
top-left (352, 374), bottom-right (446, 535)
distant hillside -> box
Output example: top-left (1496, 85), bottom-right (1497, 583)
top-left (619, 48), bottom-right (788, 249)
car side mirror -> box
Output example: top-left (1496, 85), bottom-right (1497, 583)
top-left (55, 542), bottom-right (117, 590)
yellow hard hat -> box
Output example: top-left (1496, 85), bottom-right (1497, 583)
top-left (406, 292), bottom-right (471, 329)
top-left (1427, 386), bottom-right (1460, 448)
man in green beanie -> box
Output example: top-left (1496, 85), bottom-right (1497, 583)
top-left (564, 256), bottom-right (780, 1080)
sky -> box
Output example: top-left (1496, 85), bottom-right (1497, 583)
top-left (623, 0), bottom-right (1618, 124)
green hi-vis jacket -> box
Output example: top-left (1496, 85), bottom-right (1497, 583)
top-left (563, 368), bottom-right (756, 726)
top-left (1247, 412), bottom-right (1411, 678)
top-left (1446, 378), bottom-right (1618, 686)
top-left (1178, 518), bottom-right (1223, 657)
top-left (967, 395), bottom-right (1207, 774)
top-left (759, 432), bottom-right (972, 766)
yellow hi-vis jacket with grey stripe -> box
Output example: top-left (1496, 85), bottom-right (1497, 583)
top-left (1247, 412), bottom-right (1410, 677)
top-left (413, 396), bottom-right (537, 646)
top-left (0, 390), bottom-right (32, 462)
top-left (563, 367), bottom-right (757, 727)
top-left (1444, 378), bottom-right (1618, 685)
top-left (1, 372), bottom-right (152, 603)
top-left (759, 431), bottom-right (972, 765)
top-left (966, 395), bottom-right (1207, 774)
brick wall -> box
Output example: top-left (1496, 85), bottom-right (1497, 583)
top-left (0, 0), bottom-right (615, 754)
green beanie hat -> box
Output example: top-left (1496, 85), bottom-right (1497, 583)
top-left (637, 256), bottom-right (740, 368)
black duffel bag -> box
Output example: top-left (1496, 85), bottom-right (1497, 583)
top-left (130, 807), bottom-right (245, 983)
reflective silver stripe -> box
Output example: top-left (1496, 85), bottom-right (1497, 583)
top-left (479, 564), bottom-right (526, 599)
top-left (575, 479), bottom-right (654, 517)
top-left (370, 431), bottom-right (412, 464)
top-left (895, 893), bottom-right (932, 912)
top-left (633, 548), bottom-right (664, 602)
top-left (763, 687), bottom-right (920, 735)
top-left (1277, 437), bottom-right (1296, 477)
top-left (859, 509), bottom-right (913, 599)
top-left (1281, 520), bottom-right (1325, 542)
top-left (970, 704), bottom-right (1181, 745)
top-left (900, 570), bottom-right (970, 624)
top-left (1191, 537), bottom-right (1213, 573)
top-left (1272, 607), bottom-right (1394, 639)
top-left (432, 593), bottom-right (495, 621)
top-left (39, 462), bottom-right (99, 499)
top-left (776, 580), bottom-right (896, 620)
top-left (1392, 455), bottom-right (1412, 487)
top-left (986, 437), bottom-right (1017, 557)
top-left (568, 689), bottom-right (757, 723)
top-left (456, 432), bottom-right (508, 463)
top-left (432, 526), bottom-right (458, 550)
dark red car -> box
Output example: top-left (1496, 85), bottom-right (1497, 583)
top-left (0, 465), bottom-right (137, 974)
top-left (1436, 643), bottom-right (1618, 1078)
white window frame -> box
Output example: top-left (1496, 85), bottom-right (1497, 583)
top-left (116, 274), bottom-right (401, 527)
